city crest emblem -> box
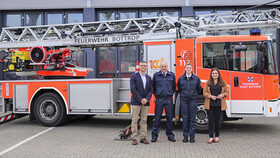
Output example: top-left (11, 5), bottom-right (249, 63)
top-left (248, 77), bottom-right (253, 82)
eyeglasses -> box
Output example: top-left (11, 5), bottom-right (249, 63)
top-left (140, 65), bottom-right (147, 67)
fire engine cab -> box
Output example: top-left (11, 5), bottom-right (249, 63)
top-left (145, 34), bottom-right (279, 130)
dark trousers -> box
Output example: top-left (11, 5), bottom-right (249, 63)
top-left (181, 99), bottom-right (198, 139)
top-left (152, 97), bottom-right (174, 139)
top-left (207, 106), bottom-right (222, 138)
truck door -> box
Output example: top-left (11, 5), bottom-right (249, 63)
top-left (229, 43), bottom-right (264, 115)
top-left (230, 72), bottom-right (263, 114)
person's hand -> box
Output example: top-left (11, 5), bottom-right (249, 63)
top-left (210, 95), bottom-right (217, 100)
top-left (217, 94), bottom-right (224, 99)
top-left (141, 98), bottom-right (148, 105)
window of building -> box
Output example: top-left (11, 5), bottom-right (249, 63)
top-left (119, 12), bottom-right (136, 20)
top-left (215, 10), bottom-right (234, 23)
top-left (67, 12), bottom-right (83, 23)
top-left (216, 10), bottom-right (233, 14)
top-left (195, 10), bottom-right (212, 16)
top-left (98, 12), bottom-right (116, 21)
top-left (5, 13), bottom-right (22, 27)
top-left (47, 13), bottom-right (63, 25)
top-left (5, 10), bottom-right (83, 27)
top-left (141, 11), bottom-right (158, 18)
top-left (25, 12), bottom-right (42, 26)
top-left (162, 10), bottom-right (179, 17)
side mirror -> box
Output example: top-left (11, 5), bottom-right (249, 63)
top-left (257, 42), bottom-right (266, 51)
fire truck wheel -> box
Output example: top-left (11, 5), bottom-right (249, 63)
top-left (196, 104), bottom-right (209, 131)
top-left (34, 93), bottom-right (66, 127)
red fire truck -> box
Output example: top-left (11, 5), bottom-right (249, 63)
top-left (0, 9), bottom-right (279, 131)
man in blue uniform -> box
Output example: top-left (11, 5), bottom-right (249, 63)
top-left (151, 62), bottom-right (176, 142)
top-left (177, 63), bottom-right (201, 143)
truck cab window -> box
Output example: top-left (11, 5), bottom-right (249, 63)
top-left (232, 43), bottom-right (259, 73)
top-left (203, 43), bottom-right (227, 70)
top-left (202, 41), bottom-right (277, 75)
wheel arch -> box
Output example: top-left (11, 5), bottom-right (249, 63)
top-left (29, 88), bottom-right (68, 117)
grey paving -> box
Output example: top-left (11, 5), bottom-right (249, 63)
top-left (0, 116), bottom-right (280, 158)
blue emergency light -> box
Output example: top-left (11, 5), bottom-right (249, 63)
top-left (250, 29), bottom-right (261, 35)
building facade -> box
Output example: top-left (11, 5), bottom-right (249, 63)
top-left (0, 0), bottom-right (279, 79)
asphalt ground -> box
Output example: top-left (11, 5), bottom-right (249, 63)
top-left (0, 115), bottom-right (280, 158)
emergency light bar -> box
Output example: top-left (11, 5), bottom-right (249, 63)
top-left (250, 29), bottom-right (261, 35)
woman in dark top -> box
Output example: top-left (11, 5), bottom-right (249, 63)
top-left (203, 68), bottom-right (228, 144)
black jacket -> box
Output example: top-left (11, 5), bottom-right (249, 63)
top-left (177, 73), bottom-right (201, 100)
top-left (153, 71), bottom-right (176, 98)
top-left (130, 72), bottom-right (153, 106)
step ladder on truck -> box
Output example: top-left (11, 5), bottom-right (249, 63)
top-left (0, 9), bottom-right (280, 140)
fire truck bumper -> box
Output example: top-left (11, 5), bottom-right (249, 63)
top-left (265, 100), bottom-right (280, 117)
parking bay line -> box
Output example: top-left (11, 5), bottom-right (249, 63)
top-left (0, 127), bottom-right (54, 156)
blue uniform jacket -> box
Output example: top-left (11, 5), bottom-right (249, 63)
top-left (177, 73), bottom-right (201, 100)
top-left (130, 72), bottom-right (153, 106)
top-left (153, 71), bottom-right (176, 98)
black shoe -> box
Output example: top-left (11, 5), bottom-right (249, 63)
top-left (151, 138), bottom-right (157, 143)
top-left (190, 138), bottom-right (195, 143)
top-left (168, 137), bottom-right (176, 142)
top-left (183, 137), bottom-right (188, 143)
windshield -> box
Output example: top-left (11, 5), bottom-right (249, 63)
top-left (203, 40), bottom-right (278, 75)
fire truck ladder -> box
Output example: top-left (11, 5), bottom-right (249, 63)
top-left (0, 16), bottom-right (202, 49)
top-left (181, 8), bottom-right (280, 33)
top-left (0, 8), bottom-right (280, 50)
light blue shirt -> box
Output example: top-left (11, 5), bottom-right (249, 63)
top-left (140, 72), bottom-right (146, 89)
top-left (186, 73), bottom-right (192, 80)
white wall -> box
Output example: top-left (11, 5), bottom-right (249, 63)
top-left (0, 0), bottom-right (185, 10)
top-left (0, 0), bottom-right (86, 9)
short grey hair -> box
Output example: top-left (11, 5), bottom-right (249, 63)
top-left (160, 61), bottom-right (168, 66)
top-left (139, 61), bottom-right (148, 64)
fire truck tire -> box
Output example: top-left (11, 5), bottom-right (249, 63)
top-left (196, 103), bottom-right (209, 131)
top-left (34, 92), bottom-right (67, 127)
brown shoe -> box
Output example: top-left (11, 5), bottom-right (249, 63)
top-left (140, 138), bottom-right (149, 144)
top-left (132, 139), bottom-right (138, 145)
